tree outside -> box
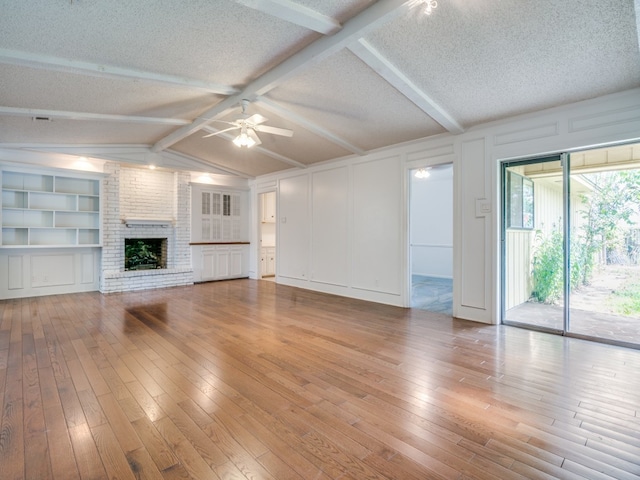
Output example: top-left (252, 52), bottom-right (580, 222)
top-left (530, 169), bottom-right (640, 316)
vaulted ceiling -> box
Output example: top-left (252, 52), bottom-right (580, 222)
top-left (1, 0), bottom-right (639, 178)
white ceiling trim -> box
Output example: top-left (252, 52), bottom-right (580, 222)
top-left (152, 0), bottom-right (416, 152)
top-left (0, 106), bottom-right (191, 126)
top-left (201, 125), bottom-right (307, 169)
top-left (164, 149), bottom-right (254, 178)
top-left (0, 48), bottom-right (237, 95)
top-left (0, 147), bottom-right (106, 169)
top-left (0, 143), bottom-right (248, 177)
top-left (348, 39), bottom-right (464, 134)
top-left (235, 0), bottom-right (342, 35)
top-left (6, 144), bottom-right (154, 155)
top-left (256, 97), bottom-right (365, 155)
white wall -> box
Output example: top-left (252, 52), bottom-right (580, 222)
top-left (410, 165), bottom-right (453, 278)
top-left (252, 88), bottom-right (640, 323)
top-left (263, 154), bottom-right (404, 306)
top-left (311, 167), bottom-right (349, 286)
top-left (278, 174), bottom-right (311, 282)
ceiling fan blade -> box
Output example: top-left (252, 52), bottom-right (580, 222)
top-left (202, 126), bottom-right (240, 138)
top-left (245, 113), bottom-right (268, 125)
top-left (248, 128), bottom-right (262, 146)
top-left (254, 125), bottom-right (294, 137)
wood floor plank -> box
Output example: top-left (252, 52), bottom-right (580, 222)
top-left (71, 338), bottom-right (110, 397)
top-left (22, 331), bottom-right (53, 480)
top-left (91, 422), bottom-right (138, 480)
top-left (1, 280), bottom-right (640, 479)
top-left (77, 387), bottom-right (108, 428)
top-left (125, 379), bottom-right (166, 423)
top-left (235, 408), bottom-right (334, 480)
top-left (254, 450), bottom-right (306, 480)
top-left (154, 415), bottom-right (221, 480)
top-left (1, 326), bottom-right (24, 480)
top-left (69, 423), bottom-right (108, 480)
top-left (125, 446), bottom-right (166, 480)
top-left (131, 416), bottom-right (180, 472)
top-left (155, 393), bottom-right (233, 470)
top-left (97, 392), bottom-right (144, 453)
top-left (43, 400), bottom-right (82, 480)
top-left (56, 376), bottom-right (89, 429)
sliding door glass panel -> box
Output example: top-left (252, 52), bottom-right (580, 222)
top-left (503, 157), bottom-right (564, 331)
top-left (568, 153), bottom-right (640, 345)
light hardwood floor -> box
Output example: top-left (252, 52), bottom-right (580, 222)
top-left (1, 279), bottom-right (640, 479)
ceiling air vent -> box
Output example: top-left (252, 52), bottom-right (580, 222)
top-left (32, 116), bottom-right (52, 122)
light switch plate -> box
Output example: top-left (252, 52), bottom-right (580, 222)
top-left (475, 198), bottom-right (491, 217)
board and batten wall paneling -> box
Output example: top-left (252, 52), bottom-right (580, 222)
top-left (254, 88), bottom-right (640, 322)
top-left (31, 253), bottom-right (75, 287)
top-left (0, 248), bottom-right (100, 299)
top-left (278, 174), bottom-right (310, 281)
top-left (8, 255), bottom-right (22, 290)
top-left (458, 138), bottom-right (491, 320)
top-left (352, 156), bottom-right (401, 296)
top-left (81, 252), bottom-right (95, 284)
top-left (311, 167), bottom-right (349, 287)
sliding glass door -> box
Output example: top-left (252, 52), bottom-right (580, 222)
top-left (568, 153), bottom-right (640, 346)
top-left (502, 144), bottom-right (640, 347)
top-left (502, 155), bottom-right (565, 332)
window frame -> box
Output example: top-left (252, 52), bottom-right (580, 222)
top-left (506, 170), bottom-right (534, 230)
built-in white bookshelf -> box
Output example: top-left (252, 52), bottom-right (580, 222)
top-left (1, 170), bottom-right (101, 247)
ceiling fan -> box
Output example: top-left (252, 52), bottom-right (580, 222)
top-left (203, 99), bottom-right (293, 148)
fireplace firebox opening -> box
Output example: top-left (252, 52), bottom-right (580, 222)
top-left (124, 238), bottom-right (167, 271)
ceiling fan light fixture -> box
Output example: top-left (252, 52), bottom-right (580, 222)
top-left (233, 127), bottom-right (256, 148)
top-left (415, 167), bottom-right (431, 179)
top-left (411, 0), bottom-right (438, 15)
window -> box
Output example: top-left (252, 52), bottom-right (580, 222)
top-left (506, 170), bottom-right (534, 229)
top-left (192, 187), bottom-right (244, 243)
top-left (223, 194), bottom-right (231, 216)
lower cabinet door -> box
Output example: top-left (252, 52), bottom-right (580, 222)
top-left (215, 248), bottom-right (230, 278)
top-left (202, 248), bottom-right (216, 279)
top-left (230, 247), bottom-right (243, 277)
top-left (196, 245), bottom-right (248, 281)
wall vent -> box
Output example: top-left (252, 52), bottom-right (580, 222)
top-left (32, 116), bottom-right (52, 122)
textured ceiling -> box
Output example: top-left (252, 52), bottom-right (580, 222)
top-left (0, 0), bottom-right (638, 178)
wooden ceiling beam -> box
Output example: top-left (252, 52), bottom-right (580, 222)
top-left (235, 0), bottom-right (342, 35)
top-left (256, 97), bottom-right (365, 155)
top-left (0, 47), bottom-right (237, 96)
top-left (348, 39), bottom-right (464, 134)
top-left (0, 106), bottom-right (191, 126)
top-left (152, 0), bottom-right (416, 153)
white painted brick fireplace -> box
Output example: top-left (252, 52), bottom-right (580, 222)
top-left (100, 163), bottom-right (193, 293)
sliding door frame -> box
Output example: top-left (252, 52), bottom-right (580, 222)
top-left (501, 145), bottom-right (640, 350)
top-left (500, 153), bottom-right (567, 335)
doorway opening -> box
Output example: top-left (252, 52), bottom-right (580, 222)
top-left (409, 164), bottom-right (453, 314)
top-left (502, 143), bottom-right (640, 347)
top-left (259, 191), bottom-right (276, 280)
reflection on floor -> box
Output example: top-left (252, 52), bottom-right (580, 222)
top-left (411, 275), bottom-right (453, 315)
